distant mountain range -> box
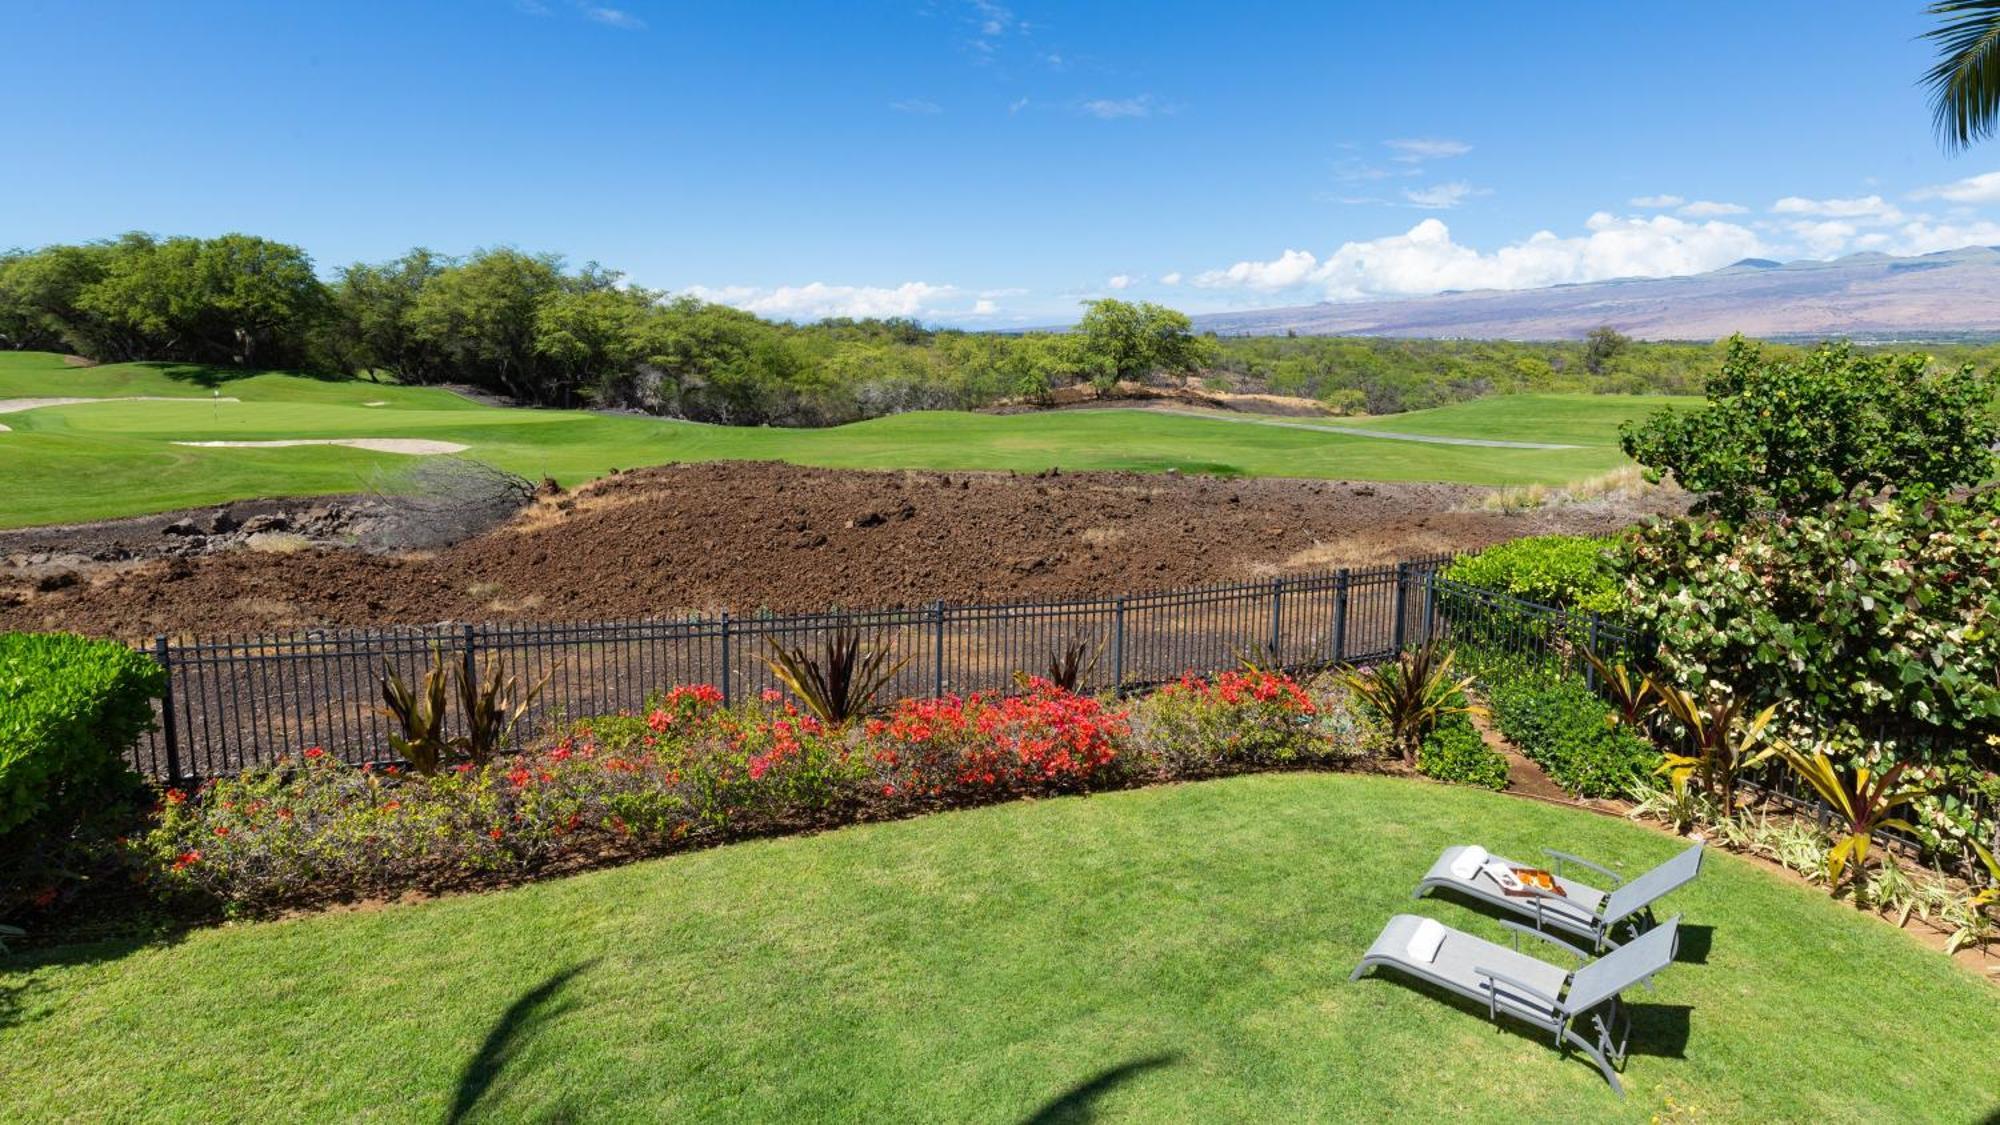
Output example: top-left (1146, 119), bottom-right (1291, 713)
top-left (1187, 246), bottom-right (2000, 341)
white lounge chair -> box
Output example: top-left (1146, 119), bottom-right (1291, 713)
top-left (1412, 842), bottom-right (1702, 951)
top-left (1349, 912), bottom-right (1682, 1096)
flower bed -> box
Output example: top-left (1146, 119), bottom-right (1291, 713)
top-left (142, 672), bottom-right (1384, 914)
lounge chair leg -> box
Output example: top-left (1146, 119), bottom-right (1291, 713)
top-left (1564, 1027), bottom-right (1625, 1097)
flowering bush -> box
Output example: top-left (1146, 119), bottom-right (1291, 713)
top-left (865, 678), bottom-right (1129, 805)
top-left (138, 675), bottom-right (1388, 915)
top-left (1129, 669), bottom-right (1366, 776)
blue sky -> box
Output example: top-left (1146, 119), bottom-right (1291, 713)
top-left (5, 0), bottom-right (2000, 324)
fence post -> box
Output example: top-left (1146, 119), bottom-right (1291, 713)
top-left (1392, 562), bottom-right (1410, 651)
top-left (1421, 571), bottom-right (1438, 645)
top-left (719, 611), bottom-right (732, 706)
top-left (932, 601), bottom-right (947, 697)
top-left (1332, 569), bottom-right (1349, 664)
top-left (461, 623), bottom-right (477, 686)
top-left (1584, 614), bottom-right (1601, 690)
top-left (1268, 578), bottom-right (1284, 665)
top-left (1111, 596), bottom-right (1127, 688)
top-left (153, 635), bottom-right (182, 783)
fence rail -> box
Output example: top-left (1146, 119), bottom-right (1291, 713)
top-left (138, 555), bottom-right (1451, 780)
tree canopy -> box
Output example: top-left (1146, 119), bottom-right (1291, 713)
top-left (1619, 337), bottom-right (1999, 520)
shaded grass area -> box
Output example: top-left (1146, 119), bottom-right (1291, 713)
top-left (0, 352), bottom-right (1681, 527)
top-left (2, 773), bottom-right (1994, 1122)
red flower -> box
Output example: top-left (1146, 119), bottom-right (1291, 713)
top-left (488, 827), bottom-right (504, 839)
top-left (304, 746), bottom-right (326, 759)
top-left (213, 825), bottom-right (230, 838)
top-left (172, 850), bottom-right (202, 872)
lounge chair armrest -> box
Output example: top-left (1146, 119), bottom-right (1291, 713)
top-left (1499, 919), bottom-right (1589, 963)
top-left (1543, 848), bottom-right (1622, 886)
top-left (1473, 966), bottom-right (1563, 1014)
top-left (1514, 882), bottom-right (1600, 922)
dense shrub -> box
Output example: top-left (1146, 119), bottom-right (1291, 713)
top-left (1479, 661), bottom-right (1655, 799)
top-left (0, 632), bottom-right (163, 836)
top-left (142, 673), bottom-right (1385, 914)
top-left (1624, 487), bottom-right (2000, 753)
top-left (1, 632), bottom-right (165, 918)
top-left (1416, 716), bottom-right (1509, 791)
top-left (1127, 669), bottom-right (1367, 775)
top-left (1443, 534), bottom-right (1623, 616)
top-left (1620, 337), bottom-right (1998, 520)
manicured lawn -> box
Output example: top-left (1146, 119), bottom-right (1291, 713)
top-left (2, 773), bottom-right (1992, 1122)
top-left (0, 352), bottom-right (1680, 527)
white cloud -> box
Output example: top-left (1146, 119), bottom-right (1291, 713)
top-left (890, 98), bottom-right (943, 115)
top-left (1678, 200), bottom-right (1747, 217)
top-left (1782, 219), bottom-right (1860, 258)
top-left (1771, 194), bottom-right (1902, 222)
top-left (1874, 217), bottom-right (2000, 254)
top-left (685, 282), bottom-right (962, 321)
top-left (1193, 212), bottom-right (1765, 301)
top-left (1159, 271), bottom-right (1182, 285)
top-left (970, 299), bottom-right (1000, 316)
top-left (1385, 138), bottom-right (1471, 162)
top-left (1008, 97), bottom-right (1030, 115)
top-left (1080, 95), bottom-right (1157, 120)
top-left (1629, 194), bottom-right (1685, 208)
top-left (1192, 248), bottom-right (1325, 292)
top-left (581, 5), bottom-right (644, 29)
top-left (1106, 274), bottom-right (1135, 290)
top-left (1402, 181), bottom-right (1486, 209)
top-left (1911, 170), bottom-right (2000, 204)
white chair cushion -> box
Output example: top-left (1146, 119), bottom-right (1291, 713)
top-left (1449, 845), bottom-right (1489, 881)
top-left (1406, 917), bottom-right (1448, 963)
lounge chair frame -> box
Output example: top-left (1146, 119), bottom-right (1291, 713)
top-left (1412, 843), bottom-right (1701, 951)
top-left (1349, 912), bottom-right (1681, 1096)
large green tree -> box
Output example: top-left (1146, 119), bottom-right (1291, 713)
top-left (1620, 338), bottom-right (1999, 520)
top-left (1072, 298), bottom-right (1216, 390)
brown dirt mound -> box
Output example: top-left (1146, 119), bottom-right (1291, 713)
top-left (0, 462), bottom-right (1677, 639)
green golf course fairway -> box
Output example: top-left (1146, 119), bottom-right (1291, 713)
top-left (0, 352), bottom-right (1689, 528)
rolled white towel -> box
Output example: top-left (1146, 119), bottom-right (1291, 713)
top-left (1449, 845), bottom-right (1489, 881)
top-left (1406, 917), bottom-right (1448, 963)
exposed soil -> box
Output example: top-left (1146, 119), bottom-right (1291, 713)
top-left (0, 461), bottom-right (1683, 639)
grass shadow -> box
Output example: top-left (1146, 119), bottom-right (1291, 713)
top-left (1020, 1053), bottom-right (1182, 1125)
top-left (1671, 923), bottom-right (1713, 965)
top-left (1354, 970), bottom-right (1692, 1083)
top-left (1626, 1003), bottom-right (1692, 1060)
top-left (137, 361), bottom-right (359, 388)
top-left (447, 958), bottom-right (598, 1124)
top-left (1, 925), bottom-right (191, 1033)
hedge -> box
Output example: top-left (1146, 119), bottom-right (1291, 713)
top-left (0, 632), bottom-right (165, 836)
top-left (1443, 534), bottom-right (1623, 617)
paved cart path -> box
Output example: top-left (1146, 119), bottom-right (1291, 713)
top-left (1082, 406), bottom-right (1584, 450)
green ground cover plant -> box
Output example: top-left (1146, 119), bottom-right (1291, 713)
top-left (1474, 654), bottom-right (1656, 799)
top-left (1415, 714), bottom-right (1508, 790)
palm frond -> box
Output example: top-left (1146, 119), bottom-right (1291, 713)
top-left (1923, 0), bottom-right (2000, 150)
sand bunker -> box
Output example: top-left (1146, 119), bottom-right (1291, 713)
top-left (0, 395), bottom-right (241, 414)
top-left (171, 438), bottom-right (468, 455)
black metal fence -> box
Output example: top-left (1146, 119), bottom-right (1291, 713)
top-left (138, 555), bottom-right (1452, 781)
